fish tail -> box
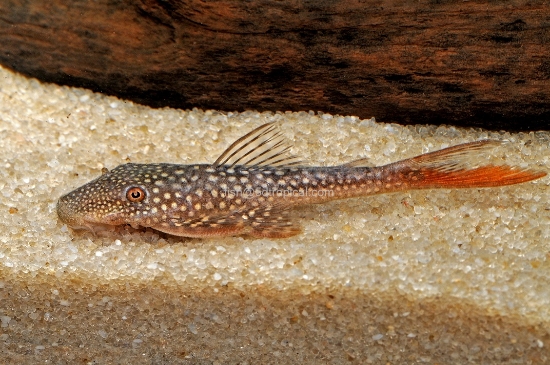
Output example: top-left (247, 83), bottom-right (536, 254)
top-left (387, 140), bottom-right (546, 189)
top-left (410, 165), bottom-right (546, 188)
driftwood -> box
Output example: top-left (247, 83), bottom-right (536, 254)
top-left (1, 0), bottom-right (550, 131)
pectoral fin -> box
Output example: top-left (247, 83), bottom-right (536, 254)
top-left (246, 203), bottom-right (302, 238)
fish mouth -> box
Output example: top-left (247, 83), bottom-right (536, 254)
top-left (64, 222), bottom-right (119, 236)
top-left (56, 198), bottom-right (126, 227)
top-left (58, 211), bottom-right (128, 236)
top-left (77, 212), bottom-right (127, 227)
top-left (56, 198), bottom-right (81, 226)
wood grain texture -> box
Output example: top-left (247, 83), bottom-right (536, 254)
top-left (1, 0), bottom-right (550, 130)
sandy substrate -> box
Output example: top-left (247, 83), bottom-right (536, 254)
top-left (0, 65), bottom-right (549, 363)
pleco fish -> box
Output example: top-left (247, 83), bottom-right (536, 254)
top-left (57, 123), bottom-right (546, 238)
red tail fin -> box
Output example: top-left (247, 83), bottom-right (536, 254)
top-left (415, 165), bottom-right (546, 188)
top-left (389, 140), bottom-right (546, 189)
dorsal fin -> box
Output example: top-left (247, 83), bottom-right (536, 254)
top-left (213, 122), bottom-right (302, 168)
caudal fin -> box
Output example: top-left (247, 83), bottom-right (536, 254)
top-left (388, 140), bottom-right (546, 189)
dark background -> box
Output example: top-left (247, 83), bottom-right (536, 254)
top-left (2, 0), bottom-right (550, 131)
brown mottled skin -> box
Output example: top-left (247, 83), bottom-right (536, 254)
top-left (57, 124), bottom-right (546, 238)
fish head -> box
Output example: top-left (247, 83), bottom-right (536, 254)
top-left (56, 163), bottom-right (183, 229)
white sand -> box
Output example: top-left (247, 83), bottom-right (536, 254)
top-left (1, 65), bottom-right (549, 363)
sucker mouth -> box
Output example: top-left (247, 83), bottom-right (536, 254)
top-left (64, 222), bottom-right (120, 237)
top-left (56, 199), bottom-right (79, 226)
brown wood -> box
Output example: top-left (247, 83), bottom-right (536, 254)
top-left (1, 0), bottom-right (550, 131)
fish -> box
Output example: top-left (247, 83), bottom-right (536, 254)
top-left (57, 123), bottom-right (546, 238)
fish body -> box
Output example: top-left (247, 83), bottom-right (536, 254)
top-left (57, 123), bottom-right (546, 238)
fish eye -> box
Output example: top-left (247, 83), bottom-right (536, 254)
top-left (126, 187), bottom-right (146, 202)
